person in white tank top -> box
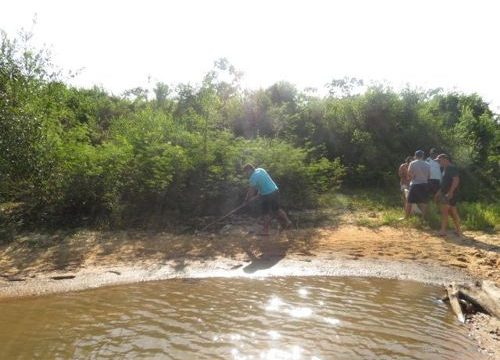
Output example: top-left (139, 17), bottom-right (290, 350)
top-left (426, 148), bottom-right (442, 206)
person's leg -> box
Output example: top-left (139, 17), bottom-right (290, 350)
top-left (404, 201), bottom-right (412, 218)
top-left (277, 209), bottom-right (292, 229)
top-left (429, 181), bottom-right (439, 209)
top-left (433, 193), bottom-right (440, 209)
top-left (262, 214), bottom-right (271, 235)
top-left (439, 204), bottom-right (450, 235)
top-left (417, 203), bottom-right (428, 219)
top-left (421, 183), bottom-right (430, 218)
top-left (430, 181), bottom-right (440, 210)
top-left (401, 187), bottom-right (407, 210)
top-left (268, 191), bottom-right (291, 231)
top-left (404, 185), bottom-right (418, 219)
top-left (260, 195), bottom-right (271, 235)
top-left (450, 206), bottom-right (462, 237)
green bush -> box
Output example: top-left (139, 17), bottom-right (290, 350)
top-left (1, 30), bottom-right (498, 230)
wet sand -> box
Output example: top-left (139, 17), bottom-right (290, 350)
top-left (0, 223), bottom-right (498, 357)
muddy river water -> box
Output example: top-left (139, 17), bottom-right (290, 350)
top-left (0, 276), bottom-right (482, 359)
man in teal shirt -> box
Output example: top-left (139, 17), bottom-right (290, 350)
top-left (243, 164), bottom-right (292, 235)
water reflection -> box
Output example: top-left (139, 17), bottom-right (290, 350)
top-left (324, 317), bottom-right (341, 326)
top-left (0, 277), bottom-right (483, 359)
top-left (288, 307), bottom-right (313, 318)
top-left (265, 296), bottom-right (285, 311)
top-left (268, 330), bottom-right (281, 340)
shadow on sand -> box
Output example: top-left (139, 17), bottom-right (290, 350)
top-left (450, 234), bottom-right (500, 253)
top-left (423, 229), bottom-right (500, 254)
top-left (241, 235), bottom-right (289, 274)
top-left (0, 219), bottom-right (324, 277)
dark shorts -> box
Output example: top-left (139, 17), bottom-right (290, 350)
top-left (408, 183), bottom-right (429, 204)
top-left (428, 179), bottom-right (440, 195)
top-left (439, 193), bottom-right (458, 207)
top-left (261, 190), bottom-right (280, 215)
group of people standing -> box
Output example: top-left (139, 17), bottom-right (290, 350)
top-left (399, 148), bottom-right (462, 237)
top-left (242, 151), bottom-right (463, 238)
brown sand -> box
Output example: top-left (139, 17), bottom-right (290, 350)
top-left (0, 224), bottom-right (497, 283)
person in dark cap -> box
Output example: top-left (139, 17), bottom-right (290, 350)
top-left (435, 154), bottom-right (462, 237)
top-left (404, 150), bottom-right (430, 218)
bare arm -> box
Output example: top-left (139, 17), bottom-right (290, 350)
top-left (407, 164), bottom-right (414, 181)
top-left (245, 187), bottom-right (258, 202)
top-left (398, 165), bottom-right (405, 178)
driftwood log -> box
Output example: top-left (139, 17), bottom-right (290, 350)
top-left (443, 281), bottom-right (500, 323)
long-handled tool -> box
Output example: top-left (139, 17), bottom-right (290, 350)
top-left (199, 197), bottom-right (257, 232)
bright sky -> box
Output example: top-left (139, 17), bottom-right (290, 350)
top-left (1, 0), bottom-right (499, 112)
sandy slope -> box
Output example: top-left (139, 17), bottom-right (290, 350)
top-left (0, 223), bottom-right (497, 294)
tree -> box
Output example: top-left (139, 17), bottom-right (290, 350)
top-left (0, 29), bottom-right (62, 202)
top-left (153, 82), bottom-right (171, 109)
top-left (327, 77), bottom-right (364, 98)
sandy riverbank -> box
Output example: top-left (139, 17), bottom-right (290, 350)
top-left (0, 223), bottom-right (498, 357)
top-left (1, 223), bottom-right (498, 290)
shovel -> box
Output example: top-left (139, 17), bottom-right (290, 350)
top-left (199, 196), bottom-right (258, 232)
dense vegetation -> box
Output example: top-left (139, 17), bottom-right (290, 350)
top-left (1, 30), bottom-right (499, 230)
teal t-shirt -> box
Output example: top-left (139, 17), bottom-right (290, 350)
top-left (249, 168), bottom-right (278, 195)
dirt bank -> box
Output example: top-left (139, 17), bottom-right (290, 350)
top-left (1, 223), bottom-right (498, 288)
top-left (0, 223), bottom-right (498, 357)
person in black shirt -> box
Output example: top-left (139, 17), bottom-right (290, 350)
top-left (435, 154), bottom-right (462, 237)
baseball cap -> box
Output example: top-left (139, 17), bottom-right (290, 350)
top-left (434, 153), bottom-right (450, 161)
top-left (414, 150), bottom-right (425, 158)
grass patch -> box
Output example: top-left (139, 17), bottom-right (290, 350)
top-left (319, 188), bottom-right (401, 210)
top-left (319, 189), bottom-right (498, 233)
top-left (461, 202), bottom-right (500, 232)
top-left (380, 209), bottom-right (404, 226)
top-left (355, 217), bottom-right (376, 228)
